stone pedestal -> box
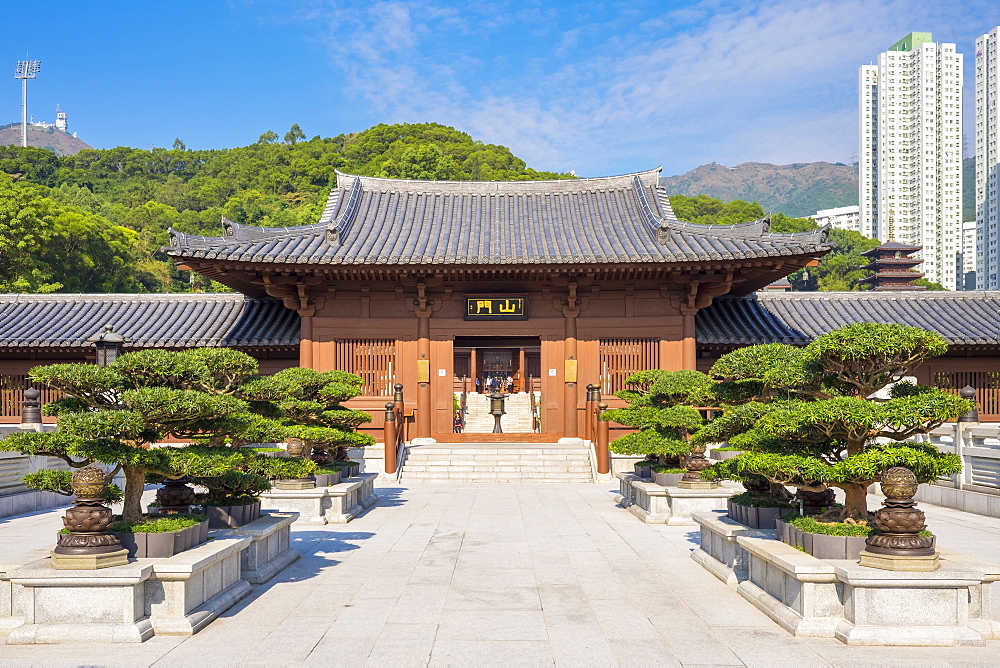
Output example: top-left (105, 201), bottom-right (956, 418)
top-left (50, 549), bottom-right (129, 570)
top-left (215, 512), bottom-right (299, 584)
top-left (145, 536), bottom-right (251, 636)
top-left (3, 536), bottom-right (252, 644)
top-left (859, 550), bottom-right (940, 572)
top-left (692, 512), bottom-right (1000, 646)
top-left (614, 473), bottom-right (734, 525)
top-left (5, 560), bottom-right (156, 644)
top-left (260, 474), bottom-right (378, 525)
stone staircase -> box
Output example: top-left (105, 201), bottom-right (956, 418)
top-left (460, 391), bottom-right (536, 433)
top-left (399, 441), bottom-right (593, 483)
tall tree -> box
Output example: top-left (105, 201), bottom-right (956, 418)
top-left (699, 323), bottom-right (967, 520)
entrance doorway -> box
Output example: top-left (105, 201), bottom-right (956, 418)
top-left (453, 336), bottom-right (541, 394)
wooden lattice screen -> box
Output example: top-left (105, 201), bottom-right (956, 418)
top-left (599, 338), bottom-right (660, 395)
top-left (331, 340), bottom-right (397, 396)
top-left (0, 375), bottom-right (62, 418)
top-left (934, 371), bottom-right (1000, 421)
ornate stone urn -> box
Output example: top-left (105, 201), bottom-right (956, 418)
top-left (285, 437), bottom-right (308, 458)
top-left (51, 466), bottom-right (128, 569)
top-left (156, 477), bottom-right (196, 514)
top-left (679, 444), bottom-right (717, 489)
top-left (795, 487), bottom-right (836, 512)
top-left (860, 466), bottom-right (939, 571)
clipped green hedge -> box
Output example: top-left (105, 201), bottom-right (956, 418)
top-left (97, 514), bottom-right (207, 534)
top-left (729, 491), bottom-right (795, 509)
top-left (781, 513), bottom-right (933, 538)
top-left (650, 465), bottom-right (687, 474)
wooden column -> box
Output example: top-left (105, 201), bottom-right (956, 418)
top-left (470, 348), bottom-right (477, 393)
top-left (518, 347), bottom-right (526, 392)
top-left (299, 315), bottom-right (314, 369)
top-left (682, 314), bottom-right (697, 371)
top-left (563, 315), bottom-right (578, 438)
top-left (416, 313), bottom-right (431, 439)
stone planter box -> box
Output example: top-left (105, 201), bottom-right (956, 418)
top-left (312, 470), bottom-right (342, 487)
top-left (692, 512), bottom-right (1000, 646)
top-left (613, 473), bottom-right (734, 525)
top-left (3, 535), bottom-right (252, 643)
top-left (206, 501), bottom-right (261, 529)
top-left (214, 512), bottom-right (299, 584)
top-left (726, 501), bottom-right (783, 530)
top-left (710, 448), bottom-right (743, 461)
top-left (112, 519), bottom-right (209, 559)
top-left (774, 519), bottom-right (895, 561)
top-left (260, 473), bottom-right (378, 525)
top-left (633, 462), bottom-right (652, 479)
top-left (652, 471), bottom-right (685, 487)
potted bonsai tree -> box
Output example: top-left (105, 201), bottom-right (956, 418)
top-left (699, 323), bottom-right (966, 556)
top-left (245, 367), bottom-right (375, 484)
top-left (2, 348), bottom-right (315, 541)
top-left (603, 369), bottom-right (715, 485)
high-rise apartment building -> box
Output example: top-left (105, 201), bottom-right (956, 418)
top-left (812, 205), bottom-right (861, 233)
top-left (858, 33), bottom-right (964, 289)
top-left (976, 27), bottom-right (1000, 289)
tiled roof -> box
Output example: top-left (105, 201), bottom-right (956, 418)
top-left (0, 294), bottom-right (298, 348)
top-left (697, 292), bottom-right (1000, 346)
top-left (167, 169), bottom-right (832, 266)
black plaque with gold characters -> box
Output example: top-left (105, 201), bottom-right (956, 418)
top-left (465, 295), bottom-right (528, 321)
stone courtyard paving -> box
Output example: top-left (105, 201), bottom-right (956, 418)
top-left (3, 484), bottom-right (1000, 667)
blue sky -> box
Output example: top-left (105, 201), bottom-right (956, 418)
top-left (3, 1), bottom-right (998, 177)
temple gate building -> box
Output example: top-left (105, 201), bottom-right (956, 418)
top-left (5, 169), bottom-right (1000, 438)
top-left (163, 169), bottom-right (831, 440)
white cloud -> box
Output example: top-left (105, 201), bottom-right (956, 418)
top-left (259, 0), bottom-right (1000, 174)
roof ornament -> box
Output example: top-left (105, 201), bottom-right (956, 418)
top-left (632, 175), bottom-right (671, 244)
top-left (760, 214), bottom-right (771, 234)
top-left (222, 216), bottom-right (236, 237)
top-left (888, 209), bottom-right (895, 241)
top-left (326, 178), bottom-right (363, 246)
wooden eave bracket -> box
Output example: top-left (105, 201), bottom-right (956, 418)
top-left (262, 274), bottom-right (329, 315)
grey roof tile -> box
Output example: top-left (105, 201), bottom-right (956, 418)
top-left (697, 292), bottom-right (1000, 346)
top-left (0, 294), bottom-right (298, 349)
top-left (167, 169), bottom-right (832, 266)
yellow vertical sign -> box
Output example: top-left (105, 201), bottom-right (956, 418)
top-left (416, 360), bottom-right (430, 383)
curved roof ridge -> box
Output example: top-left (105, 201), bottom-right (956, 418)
top-left (333, 167), bottom-right (662, 192)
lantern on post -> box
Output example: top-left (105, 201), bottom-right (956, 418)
top-left (86, 325), bottom-right (126, 367)
top-left (489, 392), bottom-right (506, 434)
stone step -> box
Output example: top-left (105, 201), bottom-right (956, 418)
top-left (402, 475), bottom-right (593, 483)
top-left (400, 465), bottom-right (592, 474)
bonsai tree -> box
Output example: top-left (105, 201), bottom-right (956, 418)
top-left (698, 323), bottom-right (966, 521)
top-left (1, 348), bottom-right (314, 522)
top-left (244, 367), bottom-right (375, 466)
top-left (603, 370), bottom-right (715, 468)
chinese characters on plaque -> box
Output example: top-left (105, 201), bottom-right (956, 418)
top-left (464, 295), bottom-right (528, 321)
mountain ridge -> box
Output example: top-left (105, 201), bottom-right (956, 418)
top-left (0, 123), bottom-right (92, 156)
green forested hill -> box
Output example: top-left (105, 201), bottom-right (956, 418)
top-left (0, 123), bottom-right (570, 293)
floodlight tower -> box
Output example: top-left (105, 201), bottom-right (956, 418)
top-left (14, 59), bottom-right (41, 148)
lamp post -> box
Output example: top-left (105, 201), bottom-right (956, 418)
top-left (958, 385), bottom-right (979, 423)
top-left (87, 325), bottom-right (126, 367)
top-left (14, 59), bottom-right (40, 148)
top-left (489, 392), bottom-right (506, 434)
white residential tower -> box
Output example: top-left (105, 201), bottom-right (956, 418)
top-left (977, 27), bottom-right (1000, 289)
top-left (858, 32), bottom-right (964, 289)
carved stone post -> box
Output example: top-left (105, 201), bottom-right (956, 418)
top-left (860, 467), bottom-right (939, 571)
top-left (20, 387), bottom-right (42, 426)
top-left (51, 466), bottom-right (128, 569)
